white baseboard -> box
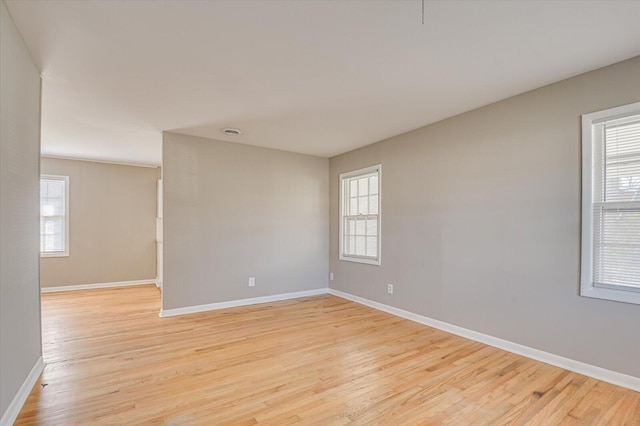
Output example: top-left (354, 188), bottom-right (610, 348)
top-left (160, 288), bottom-right (329, 317)
top-left (328, 288), bottom-right (640, 392)
top-left (41, 279), bottom-right (157, 293)
top-left (0, 356), bottom-right (45, 426)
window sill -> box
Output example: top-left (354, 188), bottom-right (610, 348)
top-left (339, 255), bottom-right (381, 266)
top-left (580, 284), bottom-right (640, 305)
top-left (41, 252), bottom-right (69, 258)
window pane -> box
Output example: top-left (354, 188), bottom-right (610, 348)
top-left (41, 198), bottom-right (63, 216)
top-left (41, 217), bottom-right (63, 235)
top-left (366, 237), bottom-right (377, 257)
top-left (53, 197), bottom-right (64, 215)
top-left (604, 160), bottom-right (640, 202)
top-left (47, 180), bottom-right (64, 198)
top-left (366, 219), bottom-right (377, 236)
top-left (355, 218), bottom-right (365, 236)
top-left (594, 208), bottom-right (640, 288)
top-left (43, 234), bottom-right (63, 252)
top-left (346, 218), bottom-right (356, 235)
top-left (605, 119), bottom-right (640, 202)
top-left (358, 196), bottom-right (368, 215)
top-left (41, 203), bottom-right (54, 216)
top-left (349, 198), bottom-right (357, 216)
top-left (606, 119), bottom-right (640, 157)
top-left (355, 236), bottom-right (366, 256)
top-left (53, 234), bottom-right (63, 251)
top-left (369, 175), bottom-right (378, 195)
top-left (358, 178), bottom-right (368, 196)
top-left (350, 179), bottom-right (357, 196)
top-left (347, 236), bottom-right (355, 255)
top-left (369, 195), bottom-right (378, 214)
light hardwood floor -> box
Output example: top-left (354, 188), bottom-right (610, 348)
top-left (16, 285), bottom-right (639, 425)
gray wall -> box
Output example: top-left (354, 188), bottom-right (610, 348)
top-left (40, 157), bottom-right (159, 288)
top-left (329, 56), bottom-right (640, 378)
top-left (0, 0), bottom-right (42, 418)
top-left (162, 132), bottom-right (329, 310)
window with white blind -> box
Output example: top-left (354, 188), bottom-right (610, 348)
top-left (581, 102), bottom-right (640, 304)
top-left (40, 175), bottom-right (69, 257)
top-left (339, 164), bottom-right (381, 265)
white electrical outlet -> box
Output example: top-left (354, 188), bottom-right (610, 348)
top-left (330, 273), bottom-right (334, 281)
top-left (248, 277), bottom-right (255, 287)
top-left (387, 283), bottom-right (393, 294)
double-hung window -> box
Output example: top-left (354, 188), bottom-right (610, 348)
top-left (581, 102), bottom-right (640, 304)
top-left (339, 164), bottom-right (381, 265)
top-left (40, 175), bottom-right (69, 257)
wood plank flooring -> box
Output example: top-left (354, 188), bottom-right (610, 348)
top-left (16, 285), bottom-right (639, 424)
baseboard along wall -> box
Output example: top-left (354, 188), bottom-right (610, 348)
top-left (159, 288), bottom-right (329, 317)
top-left (41, 279), bottom-right (158, 293)
top-left (0, 357), bottom-right (44, 426)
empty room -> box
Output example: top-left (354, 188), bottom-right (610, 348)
top-left (1, 1), bottom-right (639, 424)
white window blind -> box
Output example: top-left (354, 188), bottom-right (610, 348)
top-left (582, 102), bottom-right (640, 304)
top-left (339, 165), bottom-right (381, 265)
top-left (40, 175), bottom-right (69, 256)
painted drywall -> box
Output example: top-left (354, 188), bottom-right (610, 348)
top-left (0, 0), bottom-right (42, 418)
top-left (162, 132), bottom-right (328, 310)
top-left (40, 157), bottom-right (159, 287)
top-left (329, 56), bottom-right (640, 378)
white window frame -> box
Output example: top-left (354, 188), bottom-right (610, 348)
top-left (40, 174), bottom-right (70, 257)
top-left (581, 101), bottom-right (640, 305)
top-left (339, 164), bottom-right (381, 265)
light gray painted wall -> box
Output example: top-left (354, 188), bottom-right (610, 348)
top-left (40, 158), bottom-right (159, 287)
top-left (0, 0), bottom-right (42, 417)
top-left (329, 56), bottom-right (640, 378)
top-left (162, 132), bottom-right (329, 310)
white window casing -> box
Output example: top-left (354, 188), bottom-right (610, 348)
top-left (339, 164), bottom-right (381, 265)
top-left (40, 175), bottom-right (69, 257)
top-left (581, 102), bottom-right (640, 304)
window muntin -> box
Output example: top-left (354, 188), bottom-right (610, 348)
top-left (582, 102), bottom-right (640, 304)
top-left (339, 165), bottom-right (381, 265)
top-left (40, 175), bottom-right (69, 257)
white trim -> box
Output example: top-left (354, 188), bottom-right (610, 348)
top-left (581, 113), bottom-right (594, 298)
top-left (40, 174), bottom-right (69, 257)
top-left (39, 252), bottom-right (69, 258)
top-left (0, 357), bottom-right (45, 426)
top-left (41, 155), bottom-right (160, 168)
top-left (328, 288), bottom-right (640, 392)
top-left (580, 101), bottom-right (640, 305)
top-left (41, 279), bottom-right (157, 293)
top-left (159, 288), bottom-right (329, 318)
top-left (339, 164), bottom-right (381, 180)
top-left (582, 101), bottom-right (640, 125)
top-left (339, 164), bottom-right (382, 266)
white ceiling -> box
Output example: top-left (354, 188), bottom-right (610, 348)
top-left (5, 0), bottom-right (640, 166)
